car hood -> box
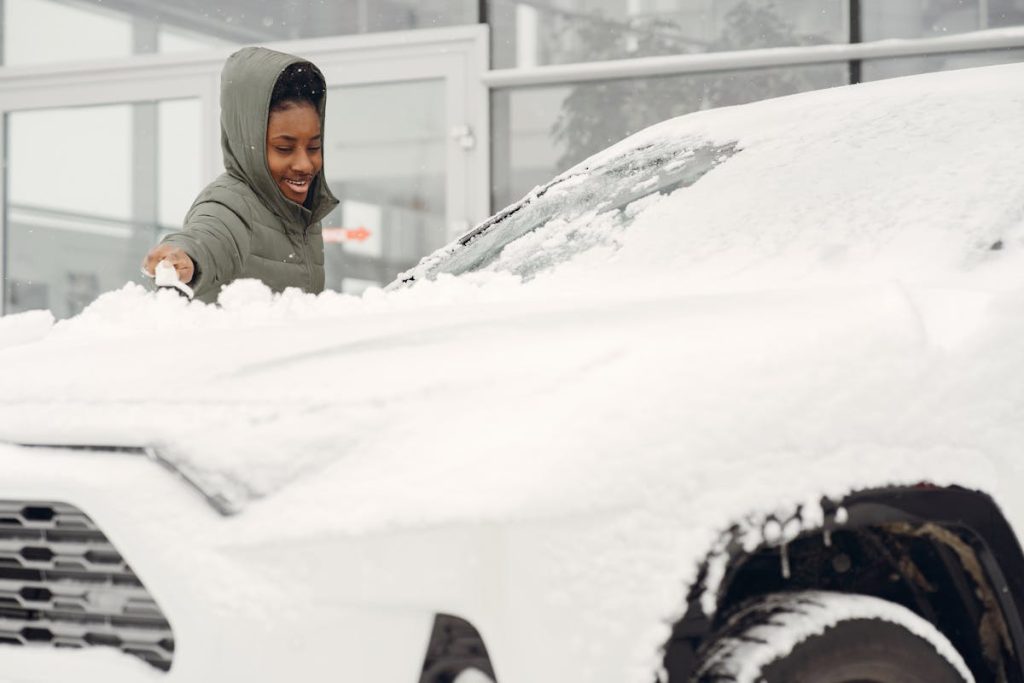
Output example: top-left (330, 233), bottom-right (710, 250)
top-left (0, 280), bottom-right (1003, 524)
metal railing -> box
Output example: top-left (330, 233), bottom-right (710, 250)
top-left (482, 26), bottom-right (1024, 88)
top-left (7, 203), bottom-right (172, 241)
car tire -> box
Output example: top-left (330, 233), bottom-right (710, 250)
top-left (694, 591), bottom-right (973, 683)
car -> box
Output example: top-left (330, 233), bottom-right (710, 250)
top-left (0, 61), bottom-right (1023, 683)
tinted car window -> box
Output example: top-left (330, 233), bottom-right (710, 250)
top-left (397, 138), bottom-right (737, 285)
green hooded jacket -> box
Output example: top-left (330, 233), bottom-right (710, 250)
top-left (161, 47), bottom-right (339, 303)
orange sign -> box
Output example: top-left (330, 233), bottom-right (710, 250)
top-left (324, 227), bottom-right (372, 243)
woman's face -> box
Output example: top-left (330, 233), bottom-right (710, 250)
top-left (266, 101), bottom-right (323, 205)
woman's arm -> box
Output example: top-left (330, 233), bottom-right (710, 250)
top-left (142, 200), bottom-right (251, 300)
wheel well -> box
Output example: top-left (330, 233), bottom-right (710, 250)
top-left (719, 523), bottom-right (1009, 681)
top-left (419, 613), bottom-right (496, 683)
top-left (663, 487), bottom-right (1024, 683)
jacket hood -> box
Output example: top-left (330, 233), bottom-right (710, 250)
top-left (220, 46), bottom-right (339, 227)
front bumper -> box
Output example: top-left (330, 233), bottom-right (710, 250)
top-left (0, 443), bottom-right (436, 682)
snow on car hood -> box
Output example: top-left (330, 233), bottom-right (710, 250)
top-left (4, 276), bottom-right (1024, 683)
top-left (1, 63), bottom-right (1024, 525)
top-left (0, 274), bottom-right (1010, 519)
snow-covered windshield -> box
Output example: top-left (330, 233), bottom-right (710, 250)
top-left (400, 139), bottom-right (737, 283)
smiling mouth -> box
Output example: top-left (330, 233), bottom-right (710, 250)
top-left (284, 178), bottom-right (311, 192)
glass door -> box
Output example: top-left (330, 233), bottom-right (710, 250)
top-left (4, 99), bottom-right (203, 318)
top-left (321, 79), bottom-right (447, 293)
top-left (313, 30), bottom-right (488, 293)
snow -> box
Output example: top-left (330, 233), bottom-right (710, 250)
top-left (153, 259), bottom-right (194, 299)
top-left (0, 64), bottom-right (1023, 682)
top-left (700, 591), bottom-right (975, 682)
top-left (0, 646), bottom-right (167, 683)
top-left (0, 310), bottom-right (54, 350)
top-left (835, 506), bottom-right (849, 524)
top-left (566, 66), bottom-right (1022, 293)
top-left (454, 670), bottom-right (495, 683)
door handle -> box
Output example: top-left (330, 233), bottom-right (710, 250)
top-left (450, 124), bottom-right (476, 150)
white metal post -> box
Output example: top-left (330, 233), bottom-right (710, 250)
top-left (0, 111), bottom-right (6, 315)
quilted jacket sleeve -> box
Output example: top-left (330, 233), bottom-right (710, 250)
top-left (160, 198), bottom-right (252, 301)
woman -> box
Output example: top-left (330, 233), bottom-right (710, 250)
top-left (142, 47), bottom-right (338, 303)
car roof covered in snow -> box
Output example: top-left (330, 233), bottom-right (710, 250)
top-left (400, 61), bottom-right (1024, 292)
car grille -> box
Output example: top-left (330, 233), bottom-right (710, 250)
top-left (0, 501), bottom-right (174, 671)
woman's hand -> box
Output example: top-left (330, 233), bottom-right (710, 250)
top-left (142, 245), bottom-right (195, 284)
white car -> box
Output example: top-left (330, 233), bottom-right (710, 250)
top-left (1, 62), bottom-right (1023, 683)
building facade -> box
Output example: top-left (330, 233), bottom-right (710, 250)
top-left (1, 0), bottom-right (1023, 318)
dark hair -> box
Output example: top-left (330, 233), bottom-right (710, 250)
top-left (270, 62), bottom-right (325, 112)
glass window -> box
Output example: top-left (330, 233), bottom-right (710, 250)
top-left (4, 100), bottom-right (203, 318)
top-left (321, 80), bottom-right (448, 293)
top-left (158, 100), bottom-right (204, 228)
top-left (3, 0), bottom-right (133, 66)
top-left (860, 0), bottom-right (977, 40)
top-left (989, 0), bottom-right (1024, 27)
top-left (491, 63), bottom-right (847, 211)
top-left (859, 0), bottom-right (1024, 40)
top-left (862, 47), bottom-right (1024, 81)
top-left (158, 26), bottom-right (233, 54)
top-left (2, 0), bottom-right (478, 66)
top-left (488, 0), bottom-right (847, 69)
